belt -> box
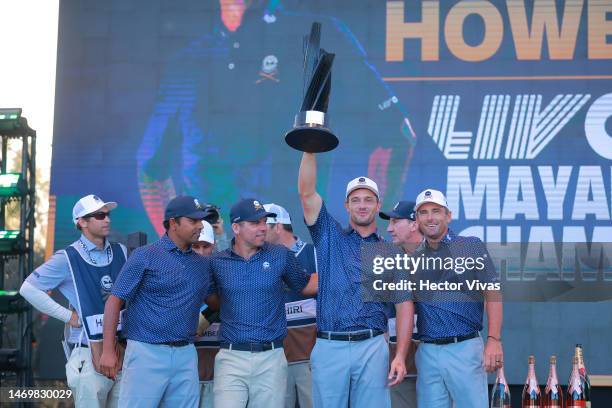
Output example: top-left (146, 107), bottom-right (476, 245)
top-left (159, 340), bottom-right (191, 347)
top-left (69, 343), bottom-right (88, 348)
top-left (220, 340), bottom-right (283, 352)
top-left (421, 332), bottom-right (480, 345)
top-left (317, 329), bottom-right (384, 342)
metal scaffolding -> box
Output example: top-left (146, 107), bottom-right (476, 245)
top-left (0, 108), bottom-right (36, 387)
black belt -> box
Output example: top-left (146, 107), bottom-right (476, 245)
top-left (317, 329), bottom-right (384, 342)
top-left (159, 340), bottom-right (191, 347)
top-left (421, 332), bottom-right (480, 345)
top-left (220, 340), bottom-right (283, 352)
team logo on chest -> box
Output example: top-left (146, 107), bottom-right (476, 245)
top-left (100, 275), bottom-right (113, 292)
top-left (263, 261), bottom-right (271, 269)
top-left (256, 55), bottom-right (280, 84)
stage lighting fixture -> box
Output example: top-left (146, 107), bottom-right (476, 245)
top-left (0, 290), bottom-right (27, 314)
top-left (0, 108), bottom-right (22, 132)
top-left (0, 173), bottom-right (26, 197)
top-left (0, 230), bottom-right (25, 254)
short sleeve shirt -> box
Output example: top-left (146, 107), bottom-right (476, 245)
top-left (308, 202), bottom-right (402, 332)
top-left (111, 235), bottom-right (211, 343)
top-left (210, 241), bottom-right (309, 343)
top-left (413, 230), bottom-right (498, 340)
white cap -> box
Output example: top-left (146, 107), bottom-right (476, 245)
top-left (72, 194), bottom-right (117, 225)
top-left (415, 189), bottom-right (449, 211)
top-left (345, 176), bottom-right (379, 199)
top-left (197, 221), bottom-right (215, 244)
top-left (263, 203), bottom-right (291, 224)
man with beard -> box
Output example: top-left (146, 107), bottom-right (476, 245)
top-left (298, 152), bottom-right (413, 408)
top-left (99, 195), bottom-right (212, 407)
top-left (209, 198), bottom-right (317, 408)
top-left (19, 194), bottom-right (126, 407)
top-left (412, 189), bottom-right (503, 408)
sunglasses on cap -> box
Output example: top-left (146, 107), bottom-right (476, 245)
top-left (83, 211), bottom-right (111, 221)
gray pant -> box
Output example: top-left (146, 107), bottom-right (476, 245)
top-left (390, 377), bottom-right (417, 408)
top-left (285, 362), bottom-right (312, 408)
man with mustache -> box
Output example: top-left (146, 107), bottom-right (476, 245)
top-left (411, 189), bottom-right (503, 408)
top-left (209, 198), bottom-right (318, 408)
top-left (99, 195), bottom-right (212, 407)
top-left (298, 152), bottom-right (413, 408)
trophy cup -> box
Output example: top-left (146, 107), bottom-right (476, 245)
top-left (285, 22), bottom-right (338, 153)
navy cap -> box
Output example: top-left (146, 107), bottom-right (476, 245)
top-left (230, 198), bottom-right (276, 223)
top-left (379, 201), bottom-right (416, 221)
top-left (164, 195), bottom-right (207, 221)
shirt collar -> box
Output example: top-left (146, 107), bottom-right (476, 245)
top-left (79, 234), bottom-right (110, 252)
top-left (424, 229), bottom-right (455, 250)
top-left (342, 225), bottom-right (382, 241)
top-left (228, 238), bottom-right (266, 259)
top-left (160, 234), bottom-right (193, 254)
top-left (289, 236), bottom-right (305, 253)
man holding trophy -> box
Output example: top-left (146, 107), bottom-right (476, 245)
top-left (289, 23), bottom-right (414, 408)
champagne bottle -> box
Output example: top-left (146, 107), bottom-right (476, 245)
top-left (567, 356), bottom-right (587, 407)
top-left (490, 365), bottom-right (511, 408)
top-left (522, 355), bottom-right (541, 407)
top-left (575, 344), bottom-right (591, 408)
top-left (542, 355), bottom-right (563, 407)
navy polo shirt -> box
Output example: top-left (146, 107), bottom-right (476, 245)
top-left (209, 241), bottom-right (309, 344)
top-left (112, 235), bottom-right (211, 343)
top-left (413, 230), bottom-right (498, 341)
top-left (308, 202), bottom-right (408, 332)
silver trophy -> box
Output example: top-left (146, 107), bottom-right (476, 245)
top-left (285, 22), bottom-right (338, 153)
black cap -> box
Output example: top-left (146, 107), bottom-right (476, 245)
top-left (379, 200), bottom-right (416, 221)
top-left (230, 198), bottom-right (276, 223)
top-left (164, 196), bottom-right (207, 221)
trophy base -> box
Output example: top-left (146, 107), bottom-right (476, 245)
top-left (285, 110), bottom-right (339, 153)
top-left (285, 127), bottom-right (339, 153)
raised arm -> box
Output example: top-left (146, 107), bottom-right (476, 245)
top-left (298, 153), bottom-right (323, 226)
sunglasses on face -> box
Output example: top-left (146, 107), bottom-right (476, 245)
top-left (84, 211), bottom-right (111, 221)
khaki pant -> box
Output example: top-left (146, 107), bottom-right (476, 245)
top-left (213, 347), bottom-right (287, 408)
top-left (66, 346), bottom-right (122, 408)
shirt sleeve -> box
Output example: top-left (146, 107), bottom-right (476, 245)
top-left (306, 201), bottom-right (340, 247)
top-left (19, 280), bottom-right (73, 323)
top-left (282, 248), bottom-right (309, 292)
top-left (475, 239), bottom-right (498, 284)
top-left (25, 250), bottom-right (70, 291)
top-left (111, 247), bottom-right (148, 302)
top-left (202, 257), bottom-right (217, 298)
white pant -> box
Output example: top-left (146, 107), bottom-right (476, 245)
top-left (66, 346), bottom-right (121, 408)
top-left (213, 347), bottom-right (288, 408)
